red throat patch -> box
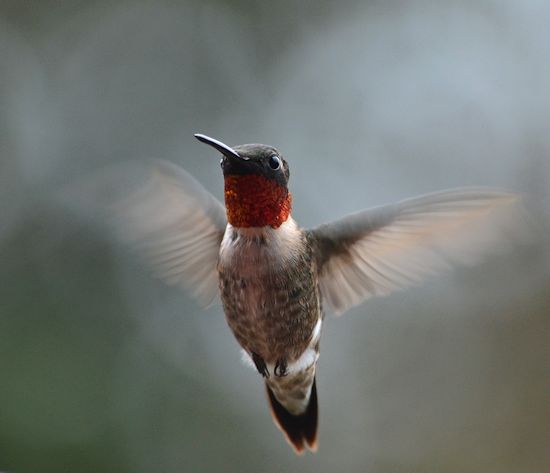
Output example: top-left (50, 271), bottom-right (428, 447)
top-left (224, 174), bottom-right (292, 228)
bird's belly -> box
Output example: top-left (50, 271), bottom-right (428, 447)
top-left (218, 270), bottom-right (320, 363)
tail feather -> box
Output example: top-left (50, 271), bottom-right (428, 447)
top-left (266, 377), bottom-right (318, 454)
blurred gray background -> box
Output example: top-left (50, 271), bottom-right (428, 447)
top-left (1, 1), bottom-right (549, 472)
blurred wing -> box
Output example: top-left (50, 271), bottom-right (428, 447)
top-left (112, 160), bottom-right (227, 306)
top-left (309, 188), bottom-right (523, 315)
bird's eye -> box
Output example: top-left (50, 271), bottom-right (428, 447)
top-left (268, 155), bottom-right (281, 170)
top-left (220, 157), bottom-right (225, 168)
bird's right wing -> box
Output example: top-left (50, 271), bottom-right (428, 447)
top-left (111, 160), bottom-right (227, 306)
top-left (308, 188), bottom-right (525, 315)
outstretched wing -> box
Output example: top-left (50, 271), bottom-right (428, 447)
top-left (112, 160), bottom-right (227, 306)
top-left (308, 188), bottom-right (523, 315)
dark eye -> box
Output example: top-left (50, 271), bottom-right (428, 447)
top-left (268, 155), bottom-right (281, 170)
top-left (220, 157), bottom-right (225, 168)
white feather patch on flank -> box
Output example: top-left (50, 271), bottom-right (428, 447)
top-left (241, 349), bottom-right (255, 368)
top-left (240, 318), bottom-right (322, 375)
top-left (310, 318), bottom-right (322, 345)
top-left (285, 318), bottom-right (322, 375)
top-left (285, 348), bottom-right (319, 375)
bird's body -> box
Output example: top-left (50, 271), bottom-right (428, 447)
top-left (219, 219), bottom-right (321, 447)
top-left (213, 140), bottom-right (323, 450)
top-left (219, 220), bottom-right (320, 370)
top-left (113, 133), bottom-right (523, 454)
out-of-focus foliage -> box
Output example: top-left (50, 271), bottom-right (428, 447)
top-left (1, 1), bottom-right (548, 472)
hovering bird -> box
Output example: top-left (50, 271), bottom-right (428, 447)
top-left (113, 134), bottom-right (521, 453)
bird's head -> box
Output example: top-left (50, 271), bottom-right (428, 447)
top-left (195, 133), bottom-right (292, 229)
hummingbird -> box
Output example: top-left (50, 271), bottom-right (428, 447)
top-left (113, 133), bottom-right (521, 453)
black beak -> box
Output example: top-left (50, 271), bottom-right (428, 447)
top-left (194, 133), bottom-right (245, 161)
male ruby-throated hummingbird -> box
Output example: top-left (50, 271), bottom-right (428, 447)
top-left (114, 133), bottom-right (521, 453)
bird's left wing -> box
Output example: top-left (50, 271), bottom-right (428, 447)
top-left (111, 160), bottom-right (227, 306)
top-left (307, 188), bottom-right (524, 315)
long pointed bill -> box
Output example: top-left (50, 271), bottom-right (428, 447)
top-left (194, 133), bottom-right (245, 160)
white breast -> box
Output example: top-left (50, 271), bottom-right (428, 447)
top-left (218, 218), bottom-right (304, 277)
top-left (219, 218), bottom-right (321, 373)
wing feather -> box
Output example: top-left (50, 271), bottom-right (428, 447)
top-left (309, 188), bottom-right (523, 315)
top-left (112, 160), bottom-right (226, 306)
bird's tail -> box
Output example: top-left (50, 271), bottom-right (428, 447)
top-left (265, 377), bottom-right (318, 454)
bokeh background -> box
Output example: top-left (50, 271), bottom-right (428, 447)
top-left (1, 1), bottom-right (549, 472)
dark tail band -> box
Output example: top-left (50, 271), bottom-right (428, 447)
top-left (265, 377), bottom-right (318, 454)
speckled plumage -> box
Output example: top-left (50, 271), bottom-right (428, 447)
top-left (218, 220), bottom-right (322, 416)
